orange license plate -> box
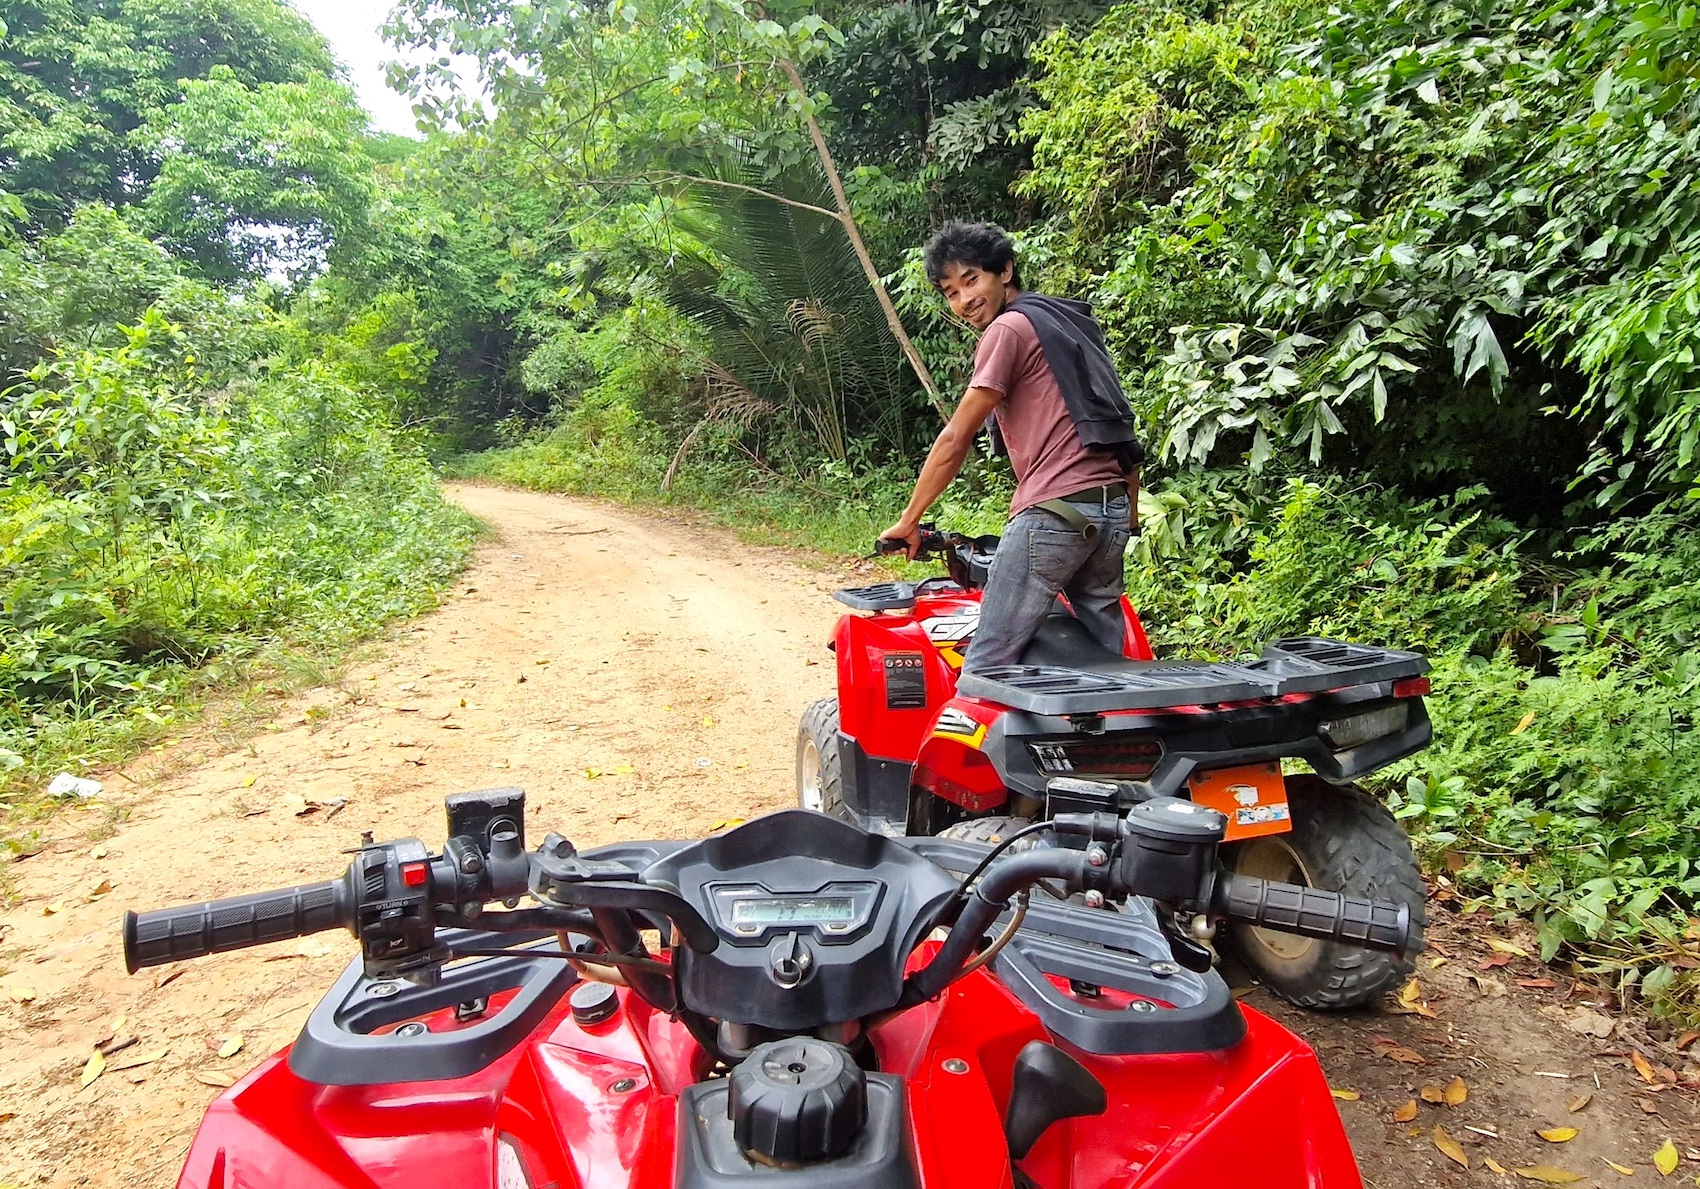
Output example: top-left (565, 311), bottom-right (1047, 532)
top-left (1188, 763), bottom-right (1290, 840)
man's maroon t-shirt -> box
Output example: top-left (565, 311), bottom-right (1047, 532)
top-left (969, 310), bottom-right (1124, 516)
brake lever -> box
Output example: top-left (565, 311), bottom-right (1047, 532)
top-left (1155, 908), bottom-right (1214, 973)
top-left (530, 839), bottom-right (719, 953)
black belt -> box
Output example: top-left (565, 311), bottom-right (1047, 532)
top-left (1033, 483), bottom-right (1127, 540)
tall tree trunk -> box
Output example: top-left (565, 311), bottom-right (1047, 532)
top-left (778, 60), bottom-right (949, 424)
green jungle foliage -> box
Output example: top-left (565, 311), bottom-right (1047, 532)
top-left (0, 5), bottom-right (474, 836)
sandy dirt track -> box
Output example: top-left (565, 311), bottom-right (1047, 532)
top-left (0, 483), bottom-right (1694, 1188)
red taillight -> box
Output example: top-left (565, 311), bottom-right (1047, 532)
top-left (1393, 676), bottom-right (1431, 698)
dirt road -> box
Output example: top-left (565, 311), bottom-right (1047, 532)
top-left (0, 483), bottom-right (1693, 1187)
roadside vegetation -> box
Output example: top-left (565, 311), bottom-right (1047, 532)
top-left (0, 1), bottom-right (475, 847)
top-left (5, 0), bottom-right (1698, 1018)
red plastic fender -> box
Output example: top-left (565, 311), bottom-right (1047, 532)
top-left (912, 698), bottom-right (1009, 814)
top-left (833, 612), bottom-right (956, 762)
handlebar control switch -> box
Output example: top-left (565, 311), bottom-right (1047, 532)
top-left (730, 1038), bottom-right (868, 1166)
top-left (1117, 797), bottom-right (1227, 912)
top-left (351, 839), bottom-right (437, 978)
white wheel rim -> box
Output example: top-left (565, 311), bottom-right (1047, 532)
top-left (1235, 836), bottom-right (1319, 963)
top-left (798, 738), bottom-right (823, 811)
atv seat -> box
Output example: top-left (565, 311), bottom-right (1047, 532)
top-left (1018, 611), bottom-right (1150, 676)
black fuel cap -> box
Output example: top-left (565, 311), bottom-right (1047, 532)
top-left (728, 1038), bottom-right (867, 1166)
top-left (569, 980), bottom-right (619, 1027)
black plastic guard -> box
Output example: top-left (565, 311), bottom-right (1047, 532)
top-left (904, 838), bottom-right (1245, 1055)
top-left (287, 931), bottom-right (578, 1086)
top-left (838, 732), bottom-right (910, 834)
top-left (833, 583), bottom-right (917, 613)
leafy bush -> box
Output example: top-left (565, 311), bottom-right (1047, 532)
top-left (1125, 472), bottom-right (1700, 1015)
top-left (0, 313), bottom-right (475, 801)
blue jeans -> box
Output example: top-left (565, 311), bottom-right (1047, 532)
top-left (962, 493), bottom-right (1132, 674)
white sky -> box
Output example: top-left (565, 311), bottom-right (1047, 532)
top-left (286, 0), bottom-right (440, 137)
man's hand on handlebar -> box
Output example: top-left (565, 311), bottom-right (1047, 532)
top-left (877, 519), bottom-right (922, 561)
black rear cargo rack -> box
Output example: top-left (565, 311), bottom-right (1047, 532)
top-left (956, 638), bottom-right (1427, 715)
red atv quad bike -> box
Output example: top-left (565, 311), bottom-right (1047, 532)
top-left (122, 787), bottom-right (1412, 1188)
top-left (796, 527), bottom-right (1432, 1009)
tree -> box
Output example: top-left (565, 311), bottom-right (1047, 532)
top-left (134, 65), bottom-right (375, 280)
top-left (0, 0), bottom-right (338, 230)
top-left (387, 0), bottom-right (949, 416)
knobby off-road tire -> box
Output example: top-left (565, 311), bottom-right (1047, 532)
top-left (1219, 775), bottom-right (1426, 1010)
top-left (796, 698), bottom-right (848, 820)
top-left (936, 815), bottom-right (1038, 849)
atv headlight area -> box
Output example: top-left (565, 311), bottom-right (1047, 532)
top-left (1319, 703), bottom-right (1409, 751)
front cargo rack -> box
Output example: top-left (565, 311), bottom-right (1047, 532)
top-left (833, 582), bottom-right (917, 613)
top-left (956, 637), bottom-right (1427, 716)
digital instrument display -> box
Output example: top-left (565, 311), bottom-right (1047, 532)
top-left (730, 896), bottom-right (858, 926)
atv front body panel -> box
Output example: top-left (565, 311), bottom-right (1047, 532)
top-left (174, 886), bottom-right (1361, 1189)
top-left (828, 581), bottom-right (1430, 835)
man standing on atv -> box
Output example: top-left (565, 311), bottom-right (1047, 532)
top-left (879, 221), bottom-right (1145, 673)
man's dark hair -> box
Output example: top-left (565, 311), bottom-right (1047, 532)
top-left (923, 221), bottom-right (1021, 289)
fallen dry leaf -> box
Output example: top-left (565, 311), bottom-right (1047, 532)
top-left (1330, 1088), bottom-right (1360, 1101)
top-left (1480, 952), bottom-right (1514, 970)
top-left (89, 845), bottom-right (107, 859)
top-left (193, 1070), bottom-right (236, 1088)
top-left (1517, 978), bottom-right (1558, 989)
top-left (1487, 938), bottom-right (1530, 957)
top-left (1675, 1030), bottom-right (1698, 1053)
top-left (216, 1035), bottom-right (243, 1059)
top-left (1421, 1084), bottom-right (1446, 1104)
top-left (87, 879), bottom-right (113, 900)
top-left (1565, 1006), bottom-right (1616, 1038)
top-left (1602, 1159), bottom-right (1634, 1175)
top-left (1633, 1051), bottom-right (1659, 1084)
top-left (109, 1048), bottom-right (168, 1072)
top-left (1393, 1099), bottom-right (1419, 1122)
top-left (1567, 1093), bottom-right (1593, 1113)
top-left (1485, 1157), bottom-right (1510, 1174)
top-left (5, 986), bottom-right (35, 1004)
top-left (1433, 1125), bottom-right (1470, 1169)
top-left (1652, 1140), bottom-right (1677, 1176)
top-left (1512, 1168), bottom-right (1586, 1184)
top-left (43, 901), bottom-right (64, 916)
top-left (79, 1050), bottom-right (105, 1088)
top-left (1538, 1127), bottom-right (1579, 1143)
top-left (1445, 1076), bottom-right (1469, 1106)
top-left (1636, 1098), bottom-right (1660, 1115)
top-left (1385, 1045), bottom-right (1425, 1065)
top-left (156, 969), bottom-right (182, 990)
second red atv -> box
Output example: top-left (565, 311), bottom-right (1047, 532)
top-left (797, 528), bottom-right (1432, 1009)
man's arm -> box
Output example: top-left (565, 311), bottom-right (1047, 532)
top-left (879, 386), bottom-right (1003, 558)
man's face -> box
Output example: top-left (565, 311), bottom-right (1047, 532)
top-left (935, 259), bottom-right (1014, 331)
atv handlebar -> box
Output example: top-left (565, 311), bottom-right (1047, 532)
top-left (1212, 873), bottom-right (1410, 952)
top-left (874, 527), bottom-right (957, 557)
top-left (121, 795), bottom-right (1416, 1028)
top-left (124, 879), bottom-right (349, 972)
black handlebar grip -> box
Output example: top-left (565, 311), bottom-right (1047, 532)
top-left (875, 537), bottom-right (908, 555)
top-left (1213, 874), bottom-right (1412, 954)
top-left (123, 880), bottom-right (347, 973)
